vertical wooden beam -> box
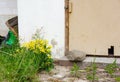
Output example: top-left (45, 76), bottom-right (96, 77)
top-left (65, 0), bottom-right (69, 54)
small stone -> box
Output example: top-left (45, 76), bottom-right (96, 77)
top-left (48, 78), bottom-right (62, 82)
top-left (83, 78), bottom-right (87, 80)
top-left (74, 79), bottom-right (88, 82)
top-left (53, 74), bottom-right (65, 79)
top-left (63, 77), bottom-right (75, 82)
top-left (99, 78), bottom-right (106, 82)
top-left (66, 50), bottom-right (86, 61)
top-left (97, 68), bottom-right (105, 72)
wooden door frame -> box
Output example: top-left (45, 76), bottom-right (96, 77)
top-left (64, 0), bottom-right (120, 57)
top-left (65, 0), bottom-right (69, 54)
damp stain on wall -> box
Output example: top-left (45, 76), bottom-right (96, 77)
top-left (51, 38), bottom-right (64, 58)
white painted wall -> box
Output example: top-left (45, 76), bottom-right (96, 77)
top-left (18, 0), bottom-right (65, 58)
top-left (0, 0), bottom-right (17, 15)
top-left (0, 0), bottom-right (17, 36)
top-left (0, 16), bottom-right (16, 36)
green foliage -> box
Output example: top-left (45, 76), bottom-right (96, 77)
top-left (22, 39), bottom-right (54, 72)
top-left (0, 38), bottom-right (54, 81)
top-left (115, 77), bottom-right (120, 82)
top-left (32, 28), bottom-right (44, 39)
top-left (70, 63), bottom-right (80, 78)
top-left (105, 59), bottom-right (118, 77)
top-left (86, 58), bottom-right (98, 82)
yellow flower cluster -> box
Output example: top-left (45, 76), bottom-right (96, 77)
top-left (22, 39), bottom-right (52, 54)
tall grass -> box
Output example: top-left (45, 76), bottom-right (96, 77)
top-left (0, 39), bottom-right (54, 82)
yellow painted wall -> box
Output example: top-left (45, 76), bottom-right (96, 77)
top-left (69, 0), bottom-right (120, 56)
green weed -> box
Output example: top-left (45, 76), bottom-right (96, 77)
top-left (105, 59), bottom-right (118, 77)
top-left (70, 63), bottom-right (80, 78)
top-left (0, 38), bottom-right (54, 81)
top-left (86, 58), bottom-right (98, 82)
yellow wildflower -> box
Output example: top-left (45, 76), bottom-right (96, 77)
top-left (22, 39), bottom-right (52, 54)
top-left (47, 54), bottom-right (51, 59)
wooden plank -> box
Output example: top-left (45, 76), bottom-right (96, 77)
top-left (65, 0), bottom-right (69, 53)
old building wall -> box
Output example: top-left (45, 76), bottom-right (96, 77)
top-left (0, 0), bottom-right (17, 36)
top-left (69, 0), bottom-right (120, 56)
top-left (18, 0), bottom-right (65, 58)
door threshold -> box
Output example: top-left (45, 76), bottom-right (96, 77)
top-left (87, 54), bottom-right (120, 58)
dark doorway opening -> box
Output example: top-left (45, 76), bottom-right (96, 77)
top-left (108, 46), bottom-right (114, 56)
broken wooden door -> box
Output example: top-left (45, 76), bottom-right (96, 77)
top-left (69, 0), bottom-right (120, 56)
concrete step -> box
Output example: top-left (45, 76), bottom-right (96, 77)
top-left (54, 56), bottom-right (120, 66)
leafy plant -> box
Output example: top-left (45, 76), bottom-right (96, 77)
top-left (32, 28), bottom-right (44, 39)
top-left (105, 59), bottom-right (118, 77)
top-left (22, 39), bottom-right (54, 72)
top-left (115, 77), bottom-right (120, 82)
top-left (86, 58), bottom-right (98, 82)
top-left (70, 63), bottom-right (80, 78)
top-left (0, 37), bottom-right (54, 81)
top-left (0, 43), bottom-right (41, 81)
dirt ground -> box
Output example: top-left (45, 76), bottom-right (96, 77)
top-left (39, 64), bottom-right (120, 82)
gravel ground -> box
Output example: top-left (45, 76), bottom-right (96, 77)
top-left (39, 64), bottom-right (120, 82)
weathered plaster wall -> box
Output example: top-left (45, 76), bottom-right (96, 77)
top-left (69, 0), bottom-right (120, 56)
top-left (0, 0), bottom-right (17, 36)
top-left (18, 0), bottom-right (65, 58)
top-left (0, 0), bottom-right (17, 15)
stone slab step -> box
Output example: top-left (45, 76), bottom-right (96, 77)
top-left (54, 56), bottom-right (120, 66)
